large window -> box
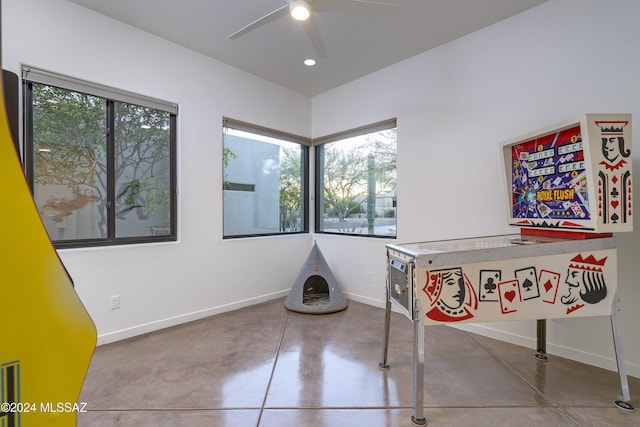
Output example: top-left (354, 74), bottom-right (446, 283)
top-left (223, 118), bottom-right (309, 238)
top-left (316, 119), bottom-right (397, 238)
top-left (23, 68), bottom-right (177, 247)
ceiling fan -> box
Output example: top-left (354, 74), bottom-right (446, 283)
top-left (227, 0), bottom-right (399, 58)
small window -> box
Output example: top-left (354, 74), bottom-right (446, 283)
top-left (223, 118), bottom-right (309, 238)
top-left (315, 119), bottom-right (397, 238)
top-left (23, 68), bottom-right (177, 247)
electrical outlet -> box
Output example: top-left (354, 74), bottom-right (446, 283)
top-left (110, 295), bottom-right (121, 310)
top-left (366, 272), bottom-right (374, 283)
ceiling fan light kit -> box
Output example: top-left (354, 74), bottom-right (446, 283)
top-left (290, 0), bottom-right (311, 21)
top-left (228, 0), bottom-right (399, 58)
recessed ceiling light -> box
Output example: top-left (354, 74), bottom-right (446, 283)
top-left (304, 58), bottom-right (317, 66)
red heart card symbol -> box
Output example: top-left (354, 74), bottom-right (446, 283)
top-left (505, 290), bottom-right (516, 303)
top-left (611, 200), bottom-right (620, 209)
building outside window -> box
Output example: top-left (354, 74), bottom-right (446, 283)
top-left (23, 68), bottom-right (177, 247)
top-left (223, 118), bottom-right (309, 238)
top-left (315, 119), bottom-right (397, 238)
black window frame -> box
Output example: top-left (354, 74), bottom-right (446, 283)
top-left (222, 118), bottom-right (310, 239)
top-left (23, 67), bottom-right (178, 248)
top-left (314, 118), bottom-right (397, 239)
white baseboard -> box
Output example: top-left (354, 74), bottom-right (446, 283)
top-left (96, 289), bottom-right (289, 345)
top-left (344, 292), bottom-right (413, 316)
top-left (343, 292), bottom-right (386, 309)
top-left (96, 291), bottom-right (640, 379)
top-left (453, 322), bottom-right (640, 379)
top-left (347, 294), bottom-right (640, 379)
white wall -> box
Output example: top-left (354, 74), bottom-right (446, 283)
top-left (312, 0), bottom-right (640, 377)
top-left (2, 0), bottom-right (313, 343)
top-left (4, 0), bottom-right (639, 379)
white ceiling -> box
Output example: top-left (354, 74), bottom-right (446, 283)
top-left (68, 0), bottom-right (548, 96)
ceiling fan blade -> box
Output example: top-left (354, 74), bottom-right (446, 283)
top-left (302, 13), bottom-right (326, 58)
top-left (228, 4), bottom-right (290, 39)
top-left (313, 0), bottom-right (399, 15)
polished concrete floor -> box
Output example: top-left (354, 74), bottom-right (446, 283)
top-left (79, 298), bottom-right (639, 426)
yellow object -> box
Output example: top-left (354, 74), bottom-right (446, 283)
top-left (0, 73), bottom-right (97, 425)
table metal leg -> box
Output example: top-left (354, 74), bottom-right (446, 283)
top-left (535, 319), bottom-right (548, 361)
top-left (611, 291), bottom-right (634, 411)
top-left (379, 285), bottom-right (392, 370)
top-left (412, 300), bottom-right (427, 425)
